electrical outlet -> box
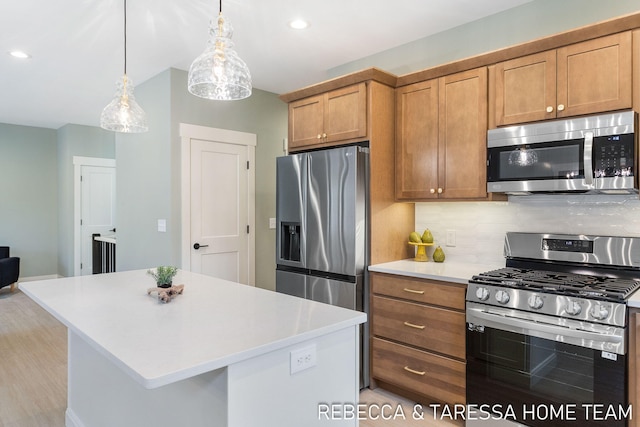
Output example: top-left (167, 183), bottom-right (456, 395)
top-left (290, 344), bottom-right (317, 374)
top-left (446, 230), bottom-right (456, 247)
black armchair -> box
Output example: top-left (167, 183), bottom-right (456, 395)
top-left (0, 246), bottom-right (20, 292)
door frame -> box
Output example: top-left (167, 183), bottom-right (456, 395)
top-left (179, 123), bottom-right (256, 285)
top-left (73, 156), bottom-right (116, 277)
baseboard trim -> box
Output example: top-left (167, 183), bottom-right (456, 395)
top-left (19, 274), bottom-right (63, 283)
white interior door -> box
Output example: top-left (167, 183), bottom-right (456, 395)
top-left (80, 165), bottom-right (116, 275)
top-left (181, 124), bottom-right (256, 286)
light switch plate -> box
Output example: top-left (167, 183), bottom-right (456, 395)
top-left (269, 218), bottom-right (276, 229)
top-left (158, 219), bottom-right (167, 233)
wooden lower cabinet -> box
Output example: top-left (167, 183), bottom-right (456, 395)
top-left (373, 296), bottom-right (465, 359)
top-left (372, 337), bottom-right (466, 405)
top-left (370, 272), bottom-right (467, 406)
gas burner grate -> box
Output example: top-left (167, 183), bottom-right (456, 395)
top-left (471, 267), bottom-right (640, 301)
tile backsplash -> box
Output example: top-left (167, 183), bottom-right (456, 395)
top-left (415, 194), bottom-right (640, 265)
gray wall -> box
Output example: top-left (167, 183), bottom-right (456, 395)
top-left (170, 69), bottom-right (287, 291)
top-left (57, 124), bottom-right (115, 277)
top-left (115, 68), bottom-right (287, 291)
top-left (0, 123), bottom-right (58, 277)
top-left (115, 70), bottom-right (173, 271)
top-left (330, 0), bottom-right (640, 79)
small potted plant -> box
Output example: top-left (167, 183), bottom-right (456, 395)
top-left (147, 266), bottom-right (178, 288)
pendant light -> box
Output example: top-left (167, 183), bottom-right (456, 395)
top-left (188, 0), bottom-right (252, 101)
top-left (100, 0), bottom-right (148, 133)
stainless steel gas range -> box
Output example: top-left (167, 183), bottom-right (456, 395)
top-left (466, 232), bottom-right (640, 427)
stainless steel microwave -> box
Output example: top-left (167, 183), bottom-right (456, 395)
top-left (487, 110), bottom-right (638, 195)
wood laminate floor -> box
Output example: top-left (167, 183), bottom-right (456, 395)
top-left (0, 288), bottom-right (67, 426)
top-left (1, 288), bottom-right (459, 426)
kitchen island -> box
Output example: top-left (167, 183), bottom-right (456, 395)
top-left (20, 269), bottom-right (366, 427)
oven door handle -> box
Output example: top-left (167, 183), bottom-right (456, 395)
top-left (468, 307), bottom-right (622, 344)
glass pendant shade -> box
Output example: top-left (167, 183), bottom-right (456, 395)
top-left (188, 12), bottom-right (252, 100)
top-left (100, 75), bottom-right (148, 133)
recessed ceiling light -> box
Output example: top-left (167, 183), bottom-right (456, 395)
top-left (289, 19), bottom-right (309, 30)
top-left (9, 50), bottom-right (31, 59)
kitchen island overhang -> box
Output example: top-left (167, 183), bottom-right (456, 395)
top-left (21, 269), bottom-right (366, 427)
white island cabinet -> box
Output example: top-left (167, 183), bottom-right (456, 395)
top-left (20, 269), bottom-right (366, 427)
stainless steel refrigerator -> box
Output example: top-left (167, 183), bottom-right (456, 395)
top-left (275, 145), bottom-right (369, 387)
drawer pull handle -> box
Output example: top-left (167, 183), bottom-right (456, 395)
top-left (403, 321), bottom-right (425, 330)
top-left (403, 366), bottom-right (425, 376)
top-left (403, 288), bottom-right (425, 295)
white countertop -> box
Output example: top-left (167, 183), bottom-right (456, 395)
top-left (373, 260), bottom-right (640, 311)
top-left (368, 259), bottom-right (502, 284)
top-left (627, 290), bottom-right (640, 308)
top-left (20, 269), bottom-right (366, 389)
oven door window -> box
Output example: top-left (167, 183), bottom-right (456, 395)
top-left (467, 326), bottom-right (626, 427)
top-left (487, 139), bottom-right (584, 182)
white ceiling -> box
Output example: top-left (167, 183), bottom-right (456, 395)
top-left (0, 0), bottom-right (533, 130)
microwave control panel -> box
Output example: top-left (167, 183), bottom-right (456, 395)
top-left (593, 133), bottom-right (634, 178)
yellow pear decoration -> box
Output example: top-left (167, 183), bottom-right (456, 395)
top-left (433, 246), bottom-right (445, 263)
top-left (421, 229), bottom-right (434, 243)
top-left (409, 232), bottom-right (422, 243)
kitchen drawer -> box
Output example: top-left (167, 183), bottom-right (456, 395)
top-left (372, 295), bottom-right (465, 359)
top-left (371, 272), bottom-right (465, 310)
top-left (372, 337), bottom-right (465, 405)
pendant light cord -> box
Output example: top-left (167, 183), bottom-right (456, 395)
top-left (219, 0), bottom-right (222, 14)
top-left (124, 0), bottom-right (127, 75)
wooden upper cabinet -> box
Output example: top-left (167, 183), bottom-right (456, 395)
top-left (288, 82), bottom-right (367, 150)
top-left (395, 79), bottom-right (439, 200)
top-left (288, 95), bottom-right (325, 149)
top-left (494, 50), bottom-right (557, 125)
top-left (557, 31), bottom-right (632, 118)
top-left (324, 84), bottom-right (367, 142)
top-left (396, 68), bottom-right (488, 201)
top-left (493, 31), bottom-right (632, 127)
top-left (439, 68), bottom-right (488, 199)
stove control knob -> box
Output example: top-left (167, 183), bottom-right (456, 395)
top-left (527, 295), bottom-right (544, 310)
top-left (565, 301), bottom-right (582, 316)
top-left (590, 304), bottom-right (610, 321)
top-left (475, 287), bottom-right (490, 301)
top-left (495, 290), bottom-right (510, 304)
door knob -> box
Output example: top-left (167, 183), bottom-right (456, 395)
top-left (193, 243), bottom-right (209, 250)
top-left (557, 104), bottom-right (565, 111)
top-left (430, 188), bottom-right (436, 194)
top-left (546, 106), bottom-right (554, 113)
top-left (437, 188), bottom-right (443, 194)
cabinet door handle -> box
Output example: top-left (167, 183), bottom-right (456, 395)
top-left (430, 188), bottom-right (436, 194)
top-left (317, 134), bottom-right (322, 139)
top-left (403, 321), bottom-right (426, 330)
top-left (557, 104), bottom-right (565, 111)
top-left (403, 288), bottom-right (425, 295)
top-left (322, 133), bottom-right (327, 139)
top-left (437, 188), bottom-right (443, 194)
top-left (546, 106), bottom-right (554, 113)
top-left (403, 366), bottom-right (426, 376)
